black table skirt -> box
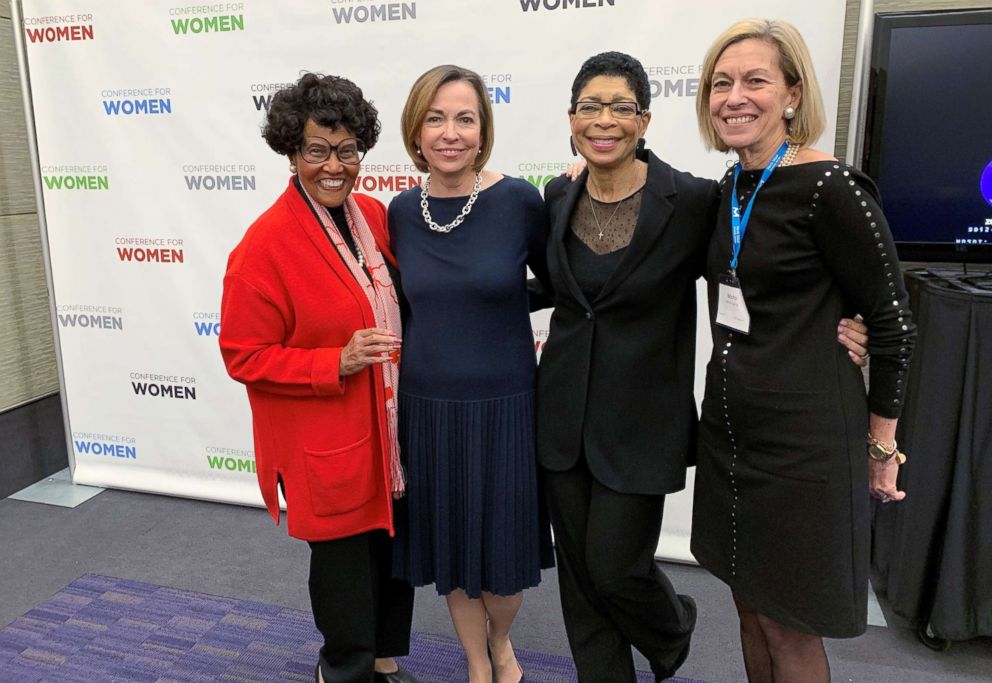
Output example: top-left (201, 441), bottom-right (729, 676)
top-left (871, 271), bottom-right (992, 641)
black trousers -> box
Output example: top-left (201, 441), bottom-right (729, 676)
top-left (308, 529), bottom-right (414, 683)
top-left (543, 459), bottom-right (696, 683)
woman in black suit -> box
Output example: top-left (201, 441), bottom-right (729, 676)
top-left (537, 52), bottom-right (716, 683)
top-left (537, 52), bottom-right (869, 683)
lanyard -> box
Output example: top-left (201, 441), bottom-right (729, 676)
top-left (729, 140), bottom-right (789, 274)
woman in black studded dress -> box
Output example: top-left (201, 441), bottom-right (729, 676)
top-left (690, 19), bottom-right (916, 683)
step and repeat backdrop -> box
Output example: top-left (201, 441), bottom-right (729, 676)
top-left (18, 0), bottom-right (846, 559)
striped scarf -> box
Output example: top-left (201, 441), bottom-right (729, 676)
top-left (300, 187), bottom-right (405, 496)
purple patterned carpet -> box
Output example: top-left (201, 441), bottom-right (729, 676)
top-left (0, 574), bottom-right (708, 682)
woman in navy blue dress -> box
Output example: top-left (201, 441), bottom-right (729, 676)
top-left (389, 65), bottom-right (552, 683)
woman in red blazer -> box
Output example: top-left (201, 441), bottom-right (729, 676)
top-left (220, 73), bottom-right (417, 683)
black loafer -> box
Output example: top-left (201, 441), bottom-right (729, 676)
top-left (374, 664), bottom-right (419, 683)
top-left (652, 594), bottom-right (696, 681)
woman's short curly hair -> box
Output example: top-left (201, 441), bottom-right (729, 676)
top-left (570, 51), bottom-right (651, 112)
top-left (262, 72), bottom-right (381, 157)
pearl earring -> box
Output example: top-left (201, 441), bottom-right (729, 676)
top-left (290, 163), bottom-right (297, 173)
top-left (783, 105), bottom-right (796, 120)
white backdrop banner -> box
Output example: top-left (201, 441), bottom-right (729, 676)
top-left (18, 0), bottom-right (847, 561)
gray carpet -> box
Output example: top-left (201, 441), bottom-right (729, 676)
top-left (0, 573), bottom-right (708, 682)
top-left (2, 488), bottom-right (990, 682)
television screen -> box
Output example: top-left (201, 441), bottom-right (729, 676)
top-left (862, 10), bottom-right (992, 263)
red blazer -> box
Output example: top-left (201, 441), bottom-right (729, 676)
top-left (220, 178), bottom-right (397, 541)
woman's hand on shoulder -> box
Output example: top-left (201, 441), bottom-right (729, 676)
top-left (339, 328), bottom-right (401, 377)
top-left (564, 159), bottom-right (586, 182)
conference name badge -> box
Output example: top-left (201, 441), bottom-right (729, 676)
top-left (716, 273), bottom-right (750, 334)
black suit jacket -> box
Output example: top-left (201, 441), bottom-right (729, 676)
top-left (536, 151), bottom-right (719, 495)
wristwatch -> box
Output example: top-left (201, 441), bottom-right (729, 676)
top-left (866, 434), bottom-right (907, 465)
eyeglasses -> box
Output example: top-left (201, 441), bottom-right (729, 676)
top-left (573, 100), bottom-right (643, 119)
top-left (299, 137), bottom-right (366, 165)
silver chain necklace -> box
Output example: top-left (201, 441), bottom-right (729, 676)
top-left (587, 172), bottom-right (639, 240)
top-left (420, 172), bottom-right (482, 233)
top-left (587, 191), bottom-right (626, 241)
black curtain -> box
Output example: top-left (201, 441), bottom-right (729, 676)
top-left (871, 272), bottom-right (992, 641)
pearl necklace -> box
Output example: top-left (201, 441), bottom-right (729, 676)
top-left (780, 141), bottom-right (800, 167)
top-left (420, 172), bottom-right (482, 233)
top-left (736, 141), bottom-right (800, 170)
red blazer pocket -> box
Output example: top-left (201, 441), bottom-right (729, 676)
top-left (304, 433), bottom-right (376, 516)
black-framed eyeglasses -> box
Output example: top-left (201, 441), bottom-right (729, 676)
top-left (299, 137), bottom-right (367, 165)
top-left (573, 100), bottom-right (644, 119)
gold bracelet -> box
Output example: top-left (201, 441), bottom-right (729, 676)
top-left (866, 433), bottom-right (907, 465)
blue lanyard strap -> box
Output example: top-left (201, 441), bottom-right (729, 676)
top-left (729, 140), bottom-right (789, 273)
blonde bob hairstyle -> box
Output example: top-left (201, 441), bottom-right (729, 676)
top-left (400, 65), bottom-right (494, 173)
top-left (696, 18), bottom-right (826, 152)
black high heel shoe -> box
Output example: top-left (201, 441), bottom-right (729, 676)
top-left (487, 640), bottom-right (524, 683)
top-left (373, 664), bottom-right (419, 683)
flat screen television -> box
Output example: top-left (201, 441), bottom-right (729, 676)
top-left (861, 9), bottom-right (992, 263)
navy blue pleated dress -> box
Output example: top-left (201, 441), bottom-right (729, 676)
top-left (388, 176), bottom-right (554, 598)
